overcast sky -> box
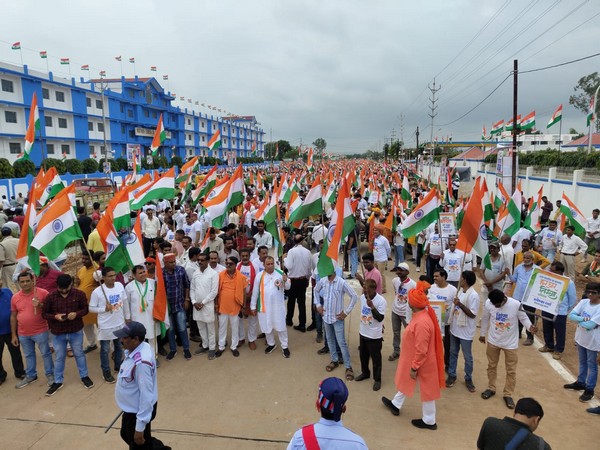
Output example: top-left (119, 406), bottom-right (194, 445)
top-left (2, 0), bottom-right (599, 154)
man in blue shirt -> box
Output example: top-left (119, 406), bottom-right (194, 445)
top-left (114, 321), bottom-right (170, 449)
top-left (287, 377), bottom-right (367, 449)
top-left (508, 252), bottom-right (539, 346)
top-left (0, 279), bottom-right (24, 384)
top-left (162, 253), bottom-right (191, 361)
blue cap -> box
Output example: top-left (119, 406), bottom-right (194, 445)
top-left (114, 321), bottom-right (146, 339)
top-left (317, 377), bottom-right (348, 421)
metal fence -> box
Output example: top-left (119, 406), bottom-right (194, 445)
top-left (518, 166), bottom-right (600, 183)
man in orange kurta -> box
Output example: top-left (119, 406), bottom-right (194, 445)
top-left (381, 281), bottom-right (445, 430)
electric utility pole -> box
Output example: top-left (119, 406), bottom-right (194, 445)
top-left (428, 79), bottom-right (441, 160)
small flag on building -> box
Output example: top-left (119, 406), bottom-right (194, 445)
top-left (60, 58), bottom-right (70, 65)
top-left (99, 70), bottom-right (106, 77)
top-left (180, 96), bottom-right (185, 101)
top-left (39, 51), bottom-right (47, 58)
top-left (12, 42), bottom-right (21, 50)
top-left (587, 98), bottom-right (595, 127)
top-left (547, 104), bottom-right (562, 129)
top-left (81, 65), bottom-right (89, 71)
top-left (163, 75), bottom-right (168, 80)
top-left (150, 66), bottom-right (157, 71)
top-left (115, 56), bottom-right (122, 61)
top-left (520, 111), bottom-right (535, 130)
top-left (129, 57), bottom-right (135, 63)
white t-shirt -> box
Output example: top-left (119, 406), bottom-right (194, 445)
top-left (89, 282), bottom-right (126, 340)
top-left (359, 293), bottom-right (387, 339)
top-left (391, 277), bottom-right (416, 316)
top-left (537, 228), bottom-right (562, 251)
top-left (481, 256), bottom-right (506, 290)
top-left (512, 228), bottom-right (532, 253)
top-left (440, 249), bottom-right (464, 282)
top-left (429, 283), bottom-right (458, 327)
top-left (480, 297), bottom-right (532, 350)
top-left (427, 233), bottom-right (443, 256)
top-left (449, 287), bottom-right (479, 340)
top-left (372, 235), bottom-right (390, 262)
top-left (572, 299), bottom-right (600, 351)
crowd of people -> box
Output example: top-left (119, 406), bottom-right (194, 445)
top-left (2, 162), bottom-right (600, 448)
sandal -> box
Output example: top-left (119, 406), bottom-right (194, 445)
top-left (481, 389), bottom-right (495, 400)
top-left (503, 396), bottom-right (515, 409)
top-left (326, 361), bottom-right (339, 372)
top-left (345, 368), bottom-right (354, 381)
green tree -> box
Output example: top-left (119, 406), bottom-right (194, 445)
top-left (13, 159), bottom-right (36, 178)
top-left (82, 158), bottom-right (99, 174)
top-left (64, 159), bottom-right (83, 174)
top-left (313, 138), bottom-right (327, 153)
top-left (115, 157), bottom-right (128, 171)
top-left (569, 72), bottom-right (600, 128)
top-left (42, 158), bottom-right (65, 174)
top-left (171, 155), bottom-right (183, 168)
top-left (265, 140), bottom-right (293, 161)
top-left (0, 158), bottom-right (15, 178)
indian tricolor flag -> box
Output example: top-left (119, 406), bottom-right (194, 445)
top-left (81, 65), bottom-right (89, 71)
top-left (128, 173), bottom-right (153, 201)
top-left (401, 171), bottom-right (411, 208)
top-left (40, 51), bottom-right (47, 59)
top-left (37, 166), bottom-right (65, 207)
top-left (152, 245), bottom-right (170, 338)
top-left (130, 167), bottom-right (175, 210)
top-left (401, 187), bottom-right (440, 238)
top-left (176, 156), bottom-right (199, 186)
top-left (520, 111), bottom-right (535, 130)
top-left (547, 104), bottom-right (562, 129)
top-left (12, 42), bottom-right (21, 50)
top-left (318, 177), bottom-right (354, 276)
top-left (382, 201), bottom-right (398, 234)
top-left (456, 177), bottom-right (491, 269)
top-left (496, 185), bottom-right (521, 237)
top-left (125, 214), bottom-right (146, 268)
top-left (151, 114), bottom-right (166, 157)
top-left (286, 190), bottom-right (303, 228)
top-left (96, 209), bottom-right (128, 273)
top-left (202, 164), bottom-right (244, 229)
top-left (482, 125), bottom-right (487, 140)
top-left (560, 192), bottom-right (588, 236)
top-left (208, 130), bottom-right (221, 153)
top-left (524, 186), bottom-right (543, 233)
top-left (191, 164), bottom-right (218, 206)
top-left (60, 58), bottom-right (70, 65)
top-left (307, 147), bottom-right (314, 171)
top-left (587, 98), bottom-right (595, 127)
top-left (107, 186), bottom-right (131, 232)
top-left (288, 175), bottom-right (323, 223)
top-left (30, 189), bottom-right (82, 264)
top-left (17, 179), bottom-right (40, 275)
top-left (325, 173), bottom-right (337, 204)
top-left (20, 92), bottom-right (40, 161)
top-left (491, 120), bottom-right (504, 135)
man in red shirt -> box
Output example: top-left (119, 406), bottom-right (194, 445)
top-left (35, 257), bottom-right (63, 294)
top-left (10, 271), bottom-right (54, 389)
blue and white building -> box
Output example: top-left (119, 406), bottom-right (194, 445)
top-left (0, 61), bottom-right (265, 166)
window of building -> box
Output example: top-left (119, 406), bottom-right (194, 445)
top-left (58, 118), bottom-right (68, 129)
top-left (45, 116), bottom-right (53, 127)
top-left (129, 130), bottom-right (135, 138)
top-left (201, 136), bottom-right (205, 142)
top-left (201, 121), bottom-right (205, 128)
top-left (151, 111), bottom-right (157, 118)
top-left (55, 91), bottom-right (65, 102)
top-left (127, 110), bottom-right (133, 118)
top-left (143, 109), bottom-right (149, 118)
top-left (86, 97), bottom-right (91, 107)
top-left (187, 118), bottom-right (191, 125)
top-left (100, 145), bottom-right (105, 153)
top-left (88, 122), bottom-right (94, 131)
top-left (4, 111), bottom-right (17, 123)
top-left (96, 99), bottom-right (103, 110)
top-left (97, 122), bottom-right (104, 132)
top-left (9, 142), bottom-right (20, 154)
top-left (121, 125), bottom-right (126, 134)
top-left (47, 144), bottom-right (55, 154)
top-left (1, 79), bottom-right (14, 93)
top-left (212, 124), bottom-right (216, 130)
top-left (61, 144), bottom-right (70, 154)
top-left (224, 138), bottom-right (228, 144)
top-left (120, 103), bottom-right (125, 113)
top-left (43, 88), bottom-right (50, 100)
top-left (89, 145), bottom-right (95, 155)
top-left (128, 90), bottom-right (135, 98)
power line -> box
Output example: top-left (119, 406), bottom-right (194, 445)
top-left (520, 52), bottom-right (600, 74)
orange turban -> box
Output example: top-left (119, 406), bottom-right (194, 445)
top-left (408, 280), bottom-right (445, 389)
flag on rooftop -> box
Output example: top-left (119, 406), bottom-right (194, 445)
top-left (115, 56), bottom-right (122, 61)
top-left (81, 65), bottom-right (89, 71)
top-left (39, 51), bottom-right (47, 58)
top-left (520, 111), bottom-right (535, 130)
top-left (20, 92), bottom-right (39, 162)
top-left (12, 42), bottom-right (20, 50)
top-left (60, 58), bottom-right (69, 65)
top-left (129, 57), bottom-right (135, 63)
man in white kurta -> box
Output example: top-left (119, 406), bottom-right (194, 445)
top-left (124, 265), bottom-right (157, 354)
top-left (190, 253), bottom-right (219, 359)
top-left (251, 256), bottom-right (291, 357)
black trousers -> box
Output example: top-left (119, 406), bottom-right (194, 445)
top-left (519, 305), bottom-right (537, 340)
top-left (0, 333), bottom-right (25, 381)
top-left (121, 402), bottom-right (168, 449)
top-left (286, 278), bottom-right (309, 327)
top-left (358, 335), bottom-right (383, 382)
top-left (443, 325), bottom-right (450, 370)
top-left (142, 237), bottom-right (155, 258)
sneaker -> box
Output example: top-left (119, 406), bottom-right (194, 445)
top-left (282, 348), bottom-right (291, 358)
top-left (586, 406), bottom-right (600, 415)
top-left (579, 390), bottom-right (595, 402)
top-left (231, 349), bottom-right (240, 357)
top-left (415, 268), bottom-right (420, 272)
top-left (184, 350), bottom-right (192, 360)
top-left (81, 377), bottom-right (94, 389)
top-left (208, 350), bottom-right (216, 360)
top-left (166, 351), bottom-right (177, 361)
top-left (83, 344), bottom-right (97, 354)
top-left (523, 338), bottom-right (534, 346)
top-left (46, 374), bottom-right (55, 387)
top-left (465, 379), bottom-right (476, 393)
top-left (15, 376), bottom-right (38, 389)
top-left (45, 383), bottom-right (63, 397)
top-left (552, 352), bottom-right (562, 360)
top-left (445, 376), bottom-right (456, 388)
top-left (214, 350), bottom-right (223, 358)
top-left (538, 346), bottom-right (553, 353)
top-left (564, 381), bottom-right (586, 391)
top-left (195, 346), bottom-right (208, 355)
top-left (265, 344), bottom-right (277, 354)
top-left (103, 371), bottom-right (115, 383)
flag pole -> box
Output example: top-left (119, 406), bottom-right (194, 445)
top-left (38, 113), bottom-right (47, 171)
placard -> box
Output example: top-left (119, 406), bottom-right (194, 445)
top-left (429, 300), bottom-right (446, 335)
top-left (439, 212), bottom-right (457, 237)
top-left (522, 267), bottom-right (570, 315)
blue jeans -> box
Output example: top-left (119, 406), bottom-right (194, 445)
top-left (19, 331), bottom-right (54, 379)
top-left (542, 248), bottom-right (556, 262)
top-left (168, 310), bottom-right (190, 351)
top-left (394, 244), bottom-right (404, 267)
top-left (100, 338), bottom-right (123, 374)
top-left (349, 247), bottom-right (359, 277)
top-left (448, 334), bottom-right (474, 381)
top-left (577, 344), bottom-right (598, 391)
top-left (324, 321), bottom-right (351, 369)
top-left (54, 330), bottom-right (88, 383)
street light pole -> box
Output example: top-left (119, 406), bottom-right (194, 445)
top-left (587, 84), bottom-right (600, 154)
